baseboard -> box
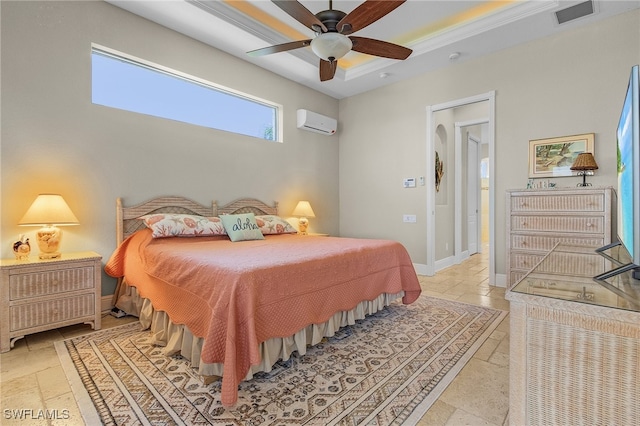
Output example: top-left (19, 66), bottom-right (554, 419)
top-left (435, 256), bottom-right (456, 272)
top-left (413, 263), bottom-right (429, 275)
top-left (494, 273), bottom-right (507, 288)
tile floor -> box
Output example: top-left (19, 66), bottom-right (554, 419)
top-left (0, 248), bottom-right (510, 425)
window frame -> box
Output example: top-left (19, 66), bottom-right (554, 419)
top-left (91, 44), bottom-right (283, 142)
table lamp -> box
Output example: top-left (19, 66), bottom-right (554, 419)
top-left (18, 194), bottom-right (79, 259)
top-left (292, 201), bottom-right (316, 235)
top-left (570, 152), bottom-right (598, 187)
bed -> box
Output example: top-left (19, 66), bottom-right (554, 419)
top-left (105, 196), bottom-right (422, 406)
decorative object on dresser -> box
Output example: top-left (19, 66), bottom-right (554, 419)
top-left (570, 152), bottom-right (599, 186)
top-left (12, 234), bottom-right (31, 260)
top-left (291, 200), bottom-right (316, 235)
top-left (18, 194), bottom-right (80, 259)
top-left (528, 133), bottom-right (595, 178)
top-left (505, 187), bottom-right (614, 288)
top-left (0, 252), bottom-right (102, 352)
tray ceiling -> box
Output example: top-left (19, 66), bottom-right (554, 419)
top-left (106, 1), bottom-right (639, 99)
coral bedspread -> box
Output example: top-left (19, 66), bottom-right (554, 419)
top-left (105, 229), bottom-right (421, 405)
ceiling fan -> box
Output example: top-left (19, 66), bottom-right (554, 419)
top-left (247, 0), bottom-right (413, 82)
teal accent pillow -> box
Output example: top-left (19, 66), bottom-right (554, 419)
top-left (220, 213), bottom-right (265, 242)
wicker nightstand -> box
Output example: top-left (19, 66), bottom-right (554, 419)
top-left (0, 251), bottom-right (102, 352)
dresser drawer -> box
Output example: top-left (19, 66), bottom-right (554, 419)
top-left (9, 293), bottom-right (95, 332)
top-left (510, 234), bottom-right (605, 252)
top-left (532, 251), bottom-right (604, 277)
top-left (510, 270), bottom-right (528, 286)
top-left (509, 193), bottom-right (605, 213)
top-left (510, 216), bottom-right (604, 234)
top-left (9, 266), bottom-right (95, 301)
top-left (510, 252), bottom-right (545, 271)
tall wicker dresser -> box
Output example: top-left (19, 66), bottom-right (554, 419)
top-left (506, 187), bottom-right (615, 288)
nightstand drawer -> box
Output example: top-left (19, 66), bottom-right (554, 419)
top-left (9, 266), bottom-right (95, 300)
top-left (9, 293), bottom-right (95, 331)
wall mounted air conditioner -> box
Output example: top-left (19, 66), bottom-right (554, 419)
top-left (296, 109), bottom-right (337, 136)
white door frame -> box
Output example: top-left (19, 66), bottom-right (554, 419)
top-left (426, 91), bottom-right (496, 284)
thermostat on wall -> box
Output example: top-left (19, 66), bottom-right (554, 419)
top-left (403, 178), bottom-right (416, 188)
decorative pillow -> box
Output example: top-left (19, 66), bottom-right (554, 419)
top-left (220, 213), bottom-right (265, 242)
top-left (255, 215), bottom-right (297, 235)
top-left (140, 214), bottom-right (226, 238)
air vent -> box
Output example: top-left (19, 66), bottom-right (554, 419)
top-left (555, 1), bottom-right (594, 24)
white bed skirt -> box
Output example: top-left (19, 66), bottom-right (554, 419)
top-left (116, 285), bottom-right (404, 380)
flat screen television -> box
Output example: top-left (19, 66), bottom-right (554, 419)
top-left (596, 64), bottom-right (640, 280)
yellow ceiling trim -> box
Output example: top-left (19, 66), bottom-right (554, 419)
top-left (224, 0), bottom-right (310, 42)
top-left (399, 0), bottom-right (517, 45)
top-left (342, 0), bottom-right (517, 69)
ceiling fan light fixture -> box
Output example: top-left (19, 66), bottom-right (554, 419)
top-left (311, 32), bottom-right (352, 61)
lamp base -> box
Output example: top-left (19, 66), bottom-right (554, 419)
top-left (298, 217), bottom-right (309, 235)
top-left (39, 252), bottom-right (61, 260)
top-left (36, 225), bottom-right (63, 259)
top-left (576, 171), bottom-right (593, 187)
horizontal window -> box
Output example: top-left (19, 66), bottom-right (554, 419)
top-left (91, 46), bottom-right (280, 142)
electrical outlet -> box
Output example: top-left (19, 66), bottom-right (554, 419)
top-left (403, 214), bottom-right (417, 223)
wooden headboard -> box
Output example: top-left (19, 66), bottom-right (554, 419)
top-left (218, 198), bottom-right (278, 216)
top-left (116, 196), bottom-right (279, 244)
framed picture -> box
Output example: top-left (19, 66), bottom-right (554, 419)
top-left (528, 133), bottom-right (594, 178)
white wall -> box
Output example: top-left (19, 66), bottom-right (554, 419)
top-left (0, 1), bottom-right (340, 294)
top-left (339, 9), bottom-right (640, 279)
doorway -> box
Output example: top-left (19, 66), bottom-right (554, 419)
top-left (426, 92), bottom-right (496, 285)
top-left (457, 120), bottom-right (488, 258)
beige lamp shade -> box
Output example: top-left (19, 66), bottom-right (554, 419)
top-left (292, 201), bottom-right (316, 235)
top-left (18, 194), bottom-right (79, 259)
top-left (19, 194), bottom-right (79, 225)
top-left (292, 201), bottom-right (316, 218)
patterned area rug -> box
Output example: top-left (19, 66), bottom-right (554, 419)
top-left (56, 296), bottom-right (506, 425)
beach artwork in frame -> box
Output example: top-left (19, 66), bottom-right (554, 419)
top-left (528, 133), bottom-right (595, 178)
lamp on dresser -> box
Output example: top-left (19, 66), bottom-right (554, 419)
top-left (18, 194), bottom-right (79, 259)
top-left (570, 152), bottom-right (598, 186)
top-left (292, 201), bottom-right (316, 235)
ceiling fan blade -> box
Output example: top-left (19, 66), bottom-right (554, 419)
top-left (337, 0), bottom-right (406, 35)
top-left (349, 36), bottom-right (412, 60)
top-left (272, 0), bottom-right (327, 33)
top-left (247, 39), bottom-right (312, 57)
top-left (319, 59), bottom-right (337, 81)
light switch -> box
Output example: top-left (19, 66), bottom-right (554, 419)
top-left (403, 178), bottom-right (416, 188)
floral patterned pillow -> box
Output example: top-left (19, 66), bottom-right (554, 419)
top-left (140, 214), bottom-right (226, 238)
top-left (255, 215), bottom-right (297, 235)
